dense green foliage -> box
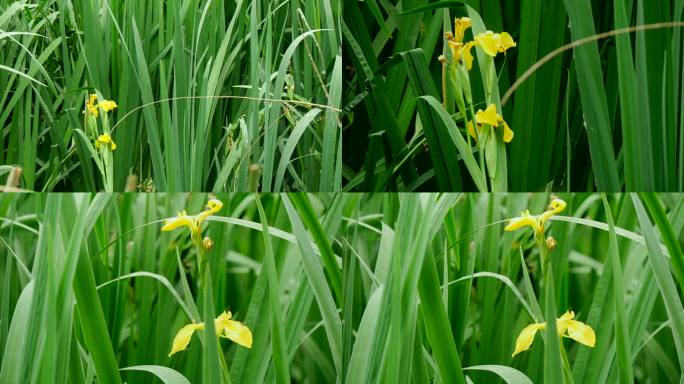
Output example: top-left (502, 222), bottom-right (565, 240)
top-left (0, 0), bottom-right (341, 192)
top-left (2, 193), bottom-right (684, 383)
top-left (343, 0), bottom-right (684, 192)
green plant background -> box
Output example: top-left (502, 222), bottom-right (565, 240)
top-left (342, 0), bottom-right (684, 192)
top-left (0, 0), bottom-right (341, 192)
top-left (2, 193), bottom-right (684, 382)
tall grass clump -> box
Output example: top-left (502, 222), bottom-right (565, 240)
top-left (343, 0), bottom-right (684, 192)
top-left (2, 192), bottom-right (684, 382)
top-left (342, 193), bottom-right (684, 383)
top-left (0, 0), bottom-right (342, 192)
top-left (0, 192), bottom-right (342, 383)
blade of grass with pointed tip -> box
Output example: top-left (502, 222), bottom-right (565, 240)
top-left (601, 194), bottom-right (634, 384)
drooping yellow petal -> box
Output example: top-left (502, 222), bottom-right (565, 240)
top-left (539, 198), bottom-right (567, 224)
top-left (504, 210), bottom-right (542, 233)
top-left (502, 121), bottom-right (514, 143)
top-left (161, 211), bottom-right (197, 233)
top-left (498, 32), bottom-right (517, 52)
top-left (448, 41), bottom-right (463, 62)
top-left (197, 198), bottom-right (224, 224)
top-left (512, 322), bottom-right (546, 357)
top-left (169, 322), bottom-right (205, 356)
top-left (467, 121), bottom-right (478, 141)
top-left (564, 319), bottom-right (596, 348)
top-left (462, 41), bottom-right (476, 70)
top-left (98, 100), bottom-right (118, 112)
top-left (475, 104), bottom-right (500, 126)
top-left (475, 30), bottom-right (516, 57)
top-left (454, 17), bottom-right (471, 43)
top-left (215, 311), bottom-right (253, 348)
top-left (474, 31), bottom-right (499, 56)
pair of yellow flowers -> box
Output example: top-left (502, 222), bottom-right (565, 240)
top-left (505, 198), bottom-right (596, 357)
top-left (85, 93), bottom-right (118, 151)
top-left (447, 17), bottom-right (516, 71)
top-left (446, 18), bottom-right (516, 143)
top-left (85, 93), bottom-right (117, 118)
top-left (162, 199), bottom-right (253, 356)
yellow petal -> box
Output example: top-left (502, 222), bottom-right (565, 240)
top-left (448, 41), bottom-right (463, 63)
top-left (216, 311), bottom-right (253, 348)
top-left (564, 319), bottom-right (596, 348)
top-left (512, 322), bottom-right (546, 357)
top-left (502, 121), bottom-right (514, 143)
top-left (96, 134), bottom-right (116, 151)
top-left (99, 100), bottom-right (118, 112)
top-left (467, 121), bottom-right (478, 142)
top-left (475, 31), bottom-right (499, 57)
top-left (161, 211), bottom-right (197, 232)
top-left (222, 320), bottom-right (253, 348)
top-left (197, 198), bottom-right (224, 224)
top-left (498, 32), bottom-right (517, 52)
top-left (89, 94), bottom-right (98, 105)
top-left (475, 104), bottom-right (500, 126)
top-left (539, 198), bottom-right (567, 223)
top-left (169, 322), bottom-right (205, 356)
top-left (462, 41), bottom-right (476, 70)
top-left (548, 198), bottom-right (567, 214)
top-left (454, 17), bottom-right (471, 43)
top-left (504, 210), bottom-right (541, 233)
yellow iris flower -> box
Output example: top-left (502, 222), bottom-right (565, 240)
top-left (443, 18), bottom-right (515, 71)
top-left (95, 133), bottom-right (117, 151)
top-left (474, 30), bottom-right (517, 57)
top-left (466, 104), bottom-right (514, 143)
top-left (85, 94), bottom-right (99, 117)
top-left (504, 198), bottom-right (566, 235)
top-left (454, 17), bottom-right (471, 43)
top-left (448, 40), bottom-right (477, 71)
top-left (99, 99), bottom-right (118, 112)
top-left (512, 310), bottom-right (595, 357)
top-left (169, 310), bottom-right (253, 356)
top-left (161, 198), bottom-right (224, 238)
top-left (84, 94), bottom-right (118, 117)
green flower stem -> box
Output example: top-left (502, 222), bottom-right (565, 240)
top-left (195, 234), bottom-right (231, 383)
top-left (537, 233), bottom-right (566, 384)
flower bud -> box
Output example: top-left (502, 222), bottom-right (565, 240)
top-left (546, 236), bottom-right (557, 251)
top-left (202, 236), bottom-right (214, 251)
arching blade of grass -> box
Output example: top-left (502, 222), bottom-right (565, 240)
top-left (402, 49), bottom-right (462, 191)
top-left (254, 195), bottom-right (290, 384)
top-left (601, 194), bottom-right (634, 384)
